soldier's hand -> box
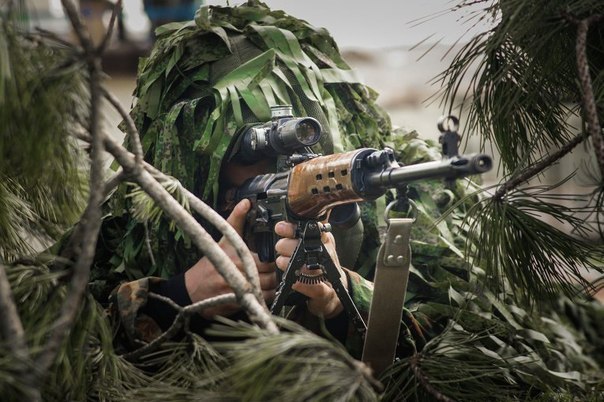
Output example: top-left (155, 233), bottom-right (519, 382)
top-left (274, 221), bottom-right (347, 319)
top-left (185, 199), bottom-right (277, 319)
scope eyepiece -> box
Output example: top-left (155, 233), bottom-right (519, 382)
top-left (235, 111), bottom-right (322, 164)
top-left (275, 117), bottom-right (321, 149)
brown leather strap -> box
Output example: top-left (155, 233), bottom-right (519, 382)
top-left (361, 217), bottom-right (414, 376)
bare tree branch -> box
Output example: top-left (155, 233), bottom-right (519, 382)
top-left (59, 0), bottom-right (93, 52)
top-left (103, 169), bottom-right (126, 198)
top-left (563, 12), bottom-right (604, 176)
top-left (97, 0), bottom-right (122, 54)
top-left (101, 86), bottom-right (144, 165)
top-left (494, 131), bottom-right (589, 200)
top-left (100, 84), bottom-right (265, 306)
top-left (184, 293), bottom-right (238, 315)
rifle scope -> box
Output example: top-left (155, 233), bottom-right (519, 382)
top-left (236, 105), bottom-right (322, 164)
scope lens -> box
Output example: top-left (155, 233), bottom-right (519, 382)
top-left (295, 119), bottom-right (321, 145)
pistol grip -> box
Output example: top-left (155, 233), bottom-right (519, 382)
top-left (254, 230), bottom-right (279, 262)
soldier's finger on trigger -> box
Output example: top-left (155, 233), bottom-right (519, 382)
top-left (252, 253), bottom-right (275, 272)
top-left (256, 262), bottom-right (276, 274)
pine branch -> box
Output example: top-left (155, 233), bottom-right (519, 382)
top-left (35, 0), bottom-right (107, 383)
top-left (409, 354), bottom-right (456, 402)
top-left (0, 264), bottom-right (38, 400)
top-left (494, 131), bottom-right (588, 200)
top-left (100, 129), bottom-right (277, 334)
top-left (0, 265), bottom-right (26, 353)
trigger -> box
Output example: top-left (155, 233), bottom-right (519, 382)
top-left (256, 204), bottom-right (269, 225)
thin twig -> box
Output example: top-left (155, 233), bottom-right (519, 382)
top-left (184, 293), bottom-right (238, 315)
top-left (148, 291), bottom-right (183, 311)
top-left (123, 311), bottom-right (185, 361)
top-left (143, 220), bottom-right (157, 268)
top-left (33, 27), bottom-right (76, 48)
top-left (97, 0), bottom-right (122, 54)
top-left (493, 131), bottom-right (588, 200)
top-left (124, 292), bottom-right (238, 360)
top-left (103, 169), bottom-right (125, 199)
top-left (59, 0), bottom-right (93, 52)
top-left (101, 85), bottom-right (144, 165)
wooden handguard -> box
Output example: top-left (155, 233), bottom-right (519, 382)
top-left (287, 149), bottom-right (366, 219)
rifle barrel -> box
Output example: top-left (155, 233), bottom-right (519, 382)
top-left (366, 153), bottom-right (492, 189)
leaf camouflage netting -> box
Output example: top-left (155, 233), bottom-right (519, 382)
top-left (2, 1), bottom-right (604, 401)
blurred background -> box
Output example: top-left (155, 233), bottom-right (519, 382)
top-left (25, 0), bottom-right (490, 151)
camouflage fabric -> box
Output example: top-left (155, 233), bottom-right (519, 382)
top-left (112, 277), bottom-right (164, 343)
